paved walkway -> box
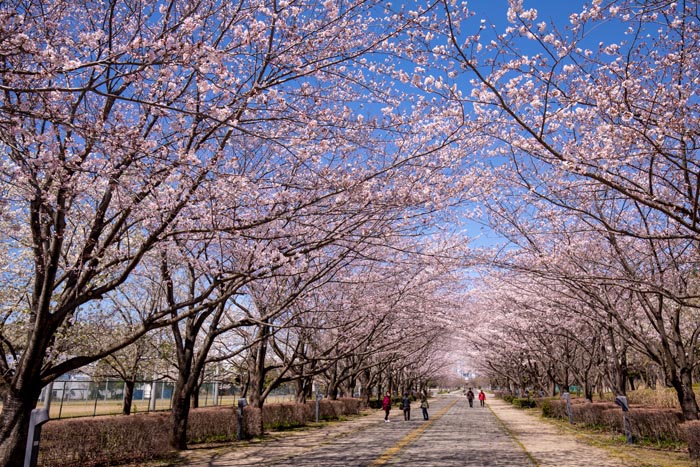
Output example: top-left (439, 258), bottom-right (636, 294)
top-left (486, 396), bottom-right (630, 467)
top-left (173, 393), bottom-right (640, 467)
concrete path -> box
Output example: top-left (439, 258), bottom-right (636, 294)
top-left (174, 393), bottom-right (636, 467)
top-left (487, 396), bottom-right (630, 467)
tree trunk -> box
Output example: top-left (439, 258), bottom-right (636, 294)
top-left (294, 377), bottom-right (313, 403)
top-left (294, 379), bottom-right (306, 404)
top-left (122, 379), bottom-right (136, 415)
top-left (169, 383), bottom-right (192, 450)
top-left (192, 379), bottom-right (201, 409)
top-left (326, 364), bottom-right (340, 400)
top-left (0, 384), bottom-right (43, 467)
top-left (671, 368), bottom-right (700, 421)
top-left (584, 380), bottom-right (593, 402)
top-left (247, 347), bottom-right (266, 409)
top-left (617, 351), bottom-right (629, 396)
top-left (246, 324), bottom-right (270, 436)
top-left (0, 336), bottom-right (46, 467)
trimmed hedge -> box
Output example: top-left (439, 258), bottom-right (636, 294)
top-left (38, 398), bottom-right (362, 467)
top-left (189, 405), bottom-right (262, 442)
top-left (539, 399), bottom-right (685, 444)
top-left (682, 421), bottom-right (700, 459)
top-left (511, 397), bottom-right (537, 408)
top-left (39, 412), bottom-right (171, 467)
top-left (622, 408), bottom-right (684, 444)
top-left (263, 402), bottom-right (311, 429)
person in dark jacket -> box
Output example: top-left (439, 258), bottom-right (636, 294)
top-left (466, 388), bottom-right (475, 407)
top-left (401, 392), bottom-right (411, 421)
top-left (382, 392), bottom-right (392, 422)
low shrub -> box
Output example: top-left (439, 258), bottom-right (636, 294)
top-left (263, 403), bottom-right (309, 430)
top-left (243, 405), bottom-right (263, 437)
top-left (320, 399), bottom-right (346, 420)
top-left (603, 408), bottom-right (685, 444)
top-left (367, 399), bottom-right (382, 409)
top-left (337, 397), bottom-right (363, 415)
top-left (542, 400), bottom-right (685, 447)
top-left (541, 399), bottom-right (568, 419)
top-left (531, 397), bottom-right (548, 408)
top-left (682, 420), bottom-right (700, 459)
top-left (188, 406), bottom-right (238, 443)
top-left (570, 402), bottom-right (617, 427)
top-left (38, 398), bottom-right (362, 467)
top-left (39, 412), bottom-right (171, 467)
top-left (511, 398), bottom-right (537, 409)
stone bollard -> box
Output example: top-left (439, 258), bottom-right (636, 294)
top-left (237, 398), bottom-right (248, 440)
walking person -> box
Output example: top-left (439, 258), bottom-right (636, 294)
top-left (382, 392), bottom-right (392, 422)
top-left (478, 389), bottom-right (486, 407)
top-left (466, 388), bottom-right (475, 408)
top-left (401, 392), bottom-right (411, 421)
top-left (420, 394), bottom-right (429, 420)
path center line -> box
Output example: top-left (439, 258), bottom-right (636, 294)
top-left (368, 399), bottom-right (459, 466)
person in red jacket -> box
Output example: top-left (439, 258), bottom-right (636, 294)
top-left (478, 389), bottom-right (486, 407)
top-left (382, 392), bottom-right (392, 422)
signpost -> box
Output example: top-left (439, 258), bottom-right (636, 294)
top-left (614, 395), bottom-right (633, 444)
top-left (24, 382), bottom-right (53, 467)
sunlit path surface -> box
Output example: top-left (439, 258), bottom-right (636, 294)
top-left (177, 392), bottom-right (645, 467)
top-left (382, 396), bottom-right (533, 466)
top-left (181, 394), bottom-right (531, 467)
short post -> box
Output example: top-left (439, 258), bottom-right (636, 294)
top-left (149, 378), bottom-right (158, 412)
top-left (237, 398), bottom-right (247, 440)
top-left (614, 395), bottom-right (633, 444)
top-left (57, 381), bottom-right (66, 419)
top-left (24, 382), bottom-right (53, 467)
top-left (562, 391), bottom-right (573, 424)
top-left (315, 391), bottom-right (321, 423)
top-left (213, 366), bottom-right (220, 406)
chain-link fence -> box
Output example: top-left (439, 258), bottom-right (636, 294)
top-left (32, 378), bottom-right (296, 419)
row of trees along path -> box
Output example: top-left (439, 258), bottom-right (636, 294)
top-left (4, 1), bottom-right (700, 466)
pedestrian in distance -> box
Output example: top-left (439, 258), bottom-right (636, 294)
top-left (478, 389), bottom-right (486, 407)
top-left (420, 394), bottom-right (429, 420)
top-left (402, 392), bottom-right (411, 421)
top-left (382, 392), bottom-right (392, 422)
top-left (466, 388), bottom-right (475, 408)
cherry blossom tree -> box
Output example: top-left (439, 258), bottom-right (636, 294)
top-left (467, 196), bottom-right (700, 416)
top-left (433, 0), bottom-right (700, 419)
top-left (0, 0), bottom-right (483, 463)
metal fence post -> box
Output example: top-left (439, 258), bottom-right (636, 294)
top-left (213, 366), bottom-right (220, 406)
top-left (149, 378), bottom-right (157, 412)
top-left (315, 392), bottom-right (321, 423)
top-left (57, 381), bottom-right (66, 419)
